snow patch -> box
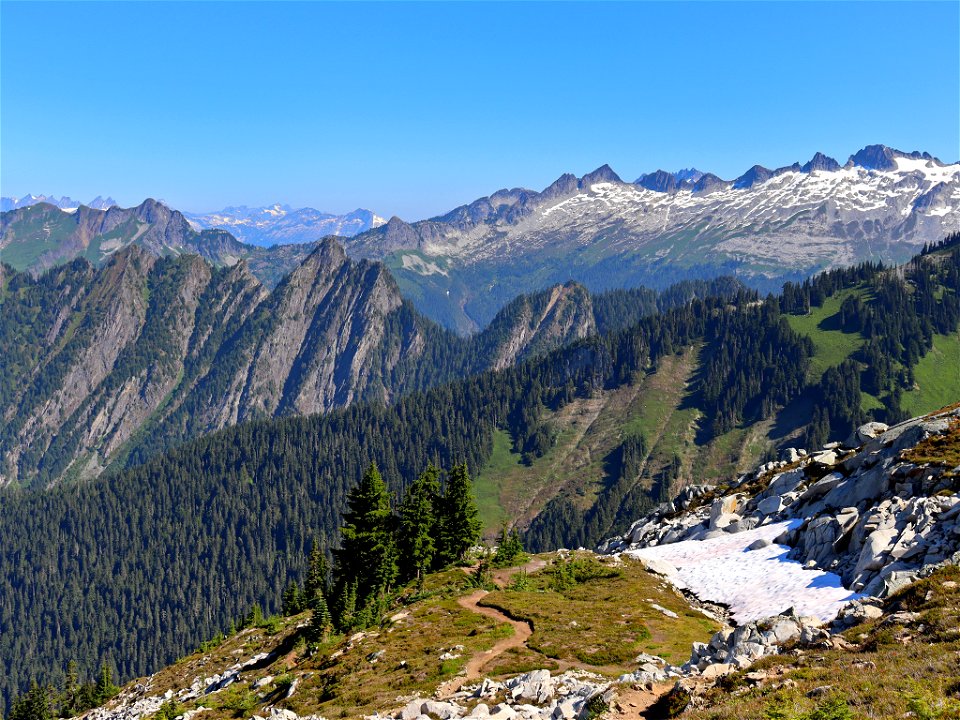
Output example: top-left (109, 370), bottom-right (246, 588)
top-left (626, 520), bottom-right (859, 624)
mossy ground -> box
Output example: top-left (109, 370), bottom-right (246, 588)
top-left (479, 553), bottom-right (720, 670)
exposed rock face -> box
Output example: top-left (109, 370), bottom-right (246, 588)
top-left (0, 241), bottom-right (598, 487)
top-left (602, 408), bottom-right (960, 601)
top-left (478, 282), bottom-right (597, 371)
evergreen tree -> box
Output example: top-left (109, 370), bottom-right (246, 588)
top-left (281, 581), bottom-right (303, 616)
top-left (61, 661), bottom-right (79, 716)
top-left (435, 463), bottom-right (482, 567)
top-left (492, 527), bottom-right (524, 566)
top-left (303, 539), bottom-right (330, 610)
top-left (8, 683), bottom-right (51, 720)
top-left (92, 664), bottom-right (117, 706)
top-left (305, 594), bottom-right (332, 644)
top-left (396, 463), bottom-right (440, 584)
top-left (332, 463), bottom-right (398, 618)
top-left (334, 580), bottom-right (358, 633)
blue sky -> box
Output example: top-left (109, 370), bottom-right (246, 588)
top-left (2, 1), bottom-right (958, 220)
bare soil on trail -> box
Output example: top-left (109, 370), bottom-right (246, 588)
top-left (606, 684), bottom-right (673, 718)
top-left (456, 589), bottom-right (532, 679)
top-left (437, 558), bottom-right (546, 695)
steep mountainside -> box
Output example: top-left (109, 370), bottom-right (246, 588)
top-left (185, 204), bottom-right (386, 246)
top-left (0, 200), bottom-right (317, 284)
top-left (0, 241), bottom-right (616, 488)
top-left (346, 145), bottom-right (960, 331)
top-left (0, 242), bottom-right (954, 703)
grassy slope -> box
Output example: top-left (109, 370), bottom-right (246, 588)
top-left (112, 554), bottom-right (718, 719)
top-left (785, 289), bottom-right (866, 382)
top-left (902, 331), bottom-right (960, 417)
top-left (473, 279), bottom-right (955, 543)
top-left (473, 347), bottom-right (784, 538)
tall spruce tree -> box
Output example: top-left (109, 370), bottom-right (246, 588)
top-left (397, 463), bottom-right (440, 584)
top-left (332, 463), bottom-right (398, 619)
top-left (303, 538), bottom-right (330, 610)
top-left (435, 463), bottom-right (482, 567)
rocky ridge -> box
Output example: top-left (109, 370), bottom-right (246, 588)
top-left (0, 240), bottom-right (598, 487)
top-left (346, 145), bottom-right (960, 330)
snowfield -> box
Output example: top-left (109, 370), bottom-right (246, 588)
top-left (626, 520), bottom-right (860, 624)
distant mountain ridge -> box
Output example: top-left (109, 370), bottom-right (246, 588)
top-left (345, 144), bottom-right (960, 331)
top-left (0, 194), bottom-right (117, 211)
top-left (0, 199), bottom-right (318, 286)
top-left (185, 204), bottom-right (387, 246)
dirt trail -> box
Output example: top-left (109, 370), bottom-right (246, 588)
top-left (606, 684), bottom-right (673, 718)
top-left (438, 558), bottom-right (546, 695)
top-left (456, 589), bottom-right (532, 679)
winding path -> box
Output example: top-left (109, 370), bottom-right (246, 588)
top-left (437, 558), bottom-right (546, 696)
top-left (456, 589), bottom-right (532, 679)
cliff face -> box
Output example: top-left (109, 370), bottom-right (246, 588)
top-left (0, 240), bottom-right (426, 486)
top-left (0, 238), bottom-right (598, 487)
top-left (479, 282), bottom-right (597, 371)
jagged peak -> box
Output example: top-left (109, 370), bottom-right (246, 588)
top-left (847, 144), bottom-right (942, 171)
top-left (733, 165), bottom-right (774, 190)
top-left (801, 152), bottom-right (841, 173)
top-left (636, 170), bottom-right (681, 193)
top-left (579, 164), bottom-right (623, 187)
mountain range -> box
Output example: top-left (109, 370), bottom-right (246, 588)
top-left (185, 204), bottom-right (386, 246)
top-left (0, 194), bottom-right (117, 211)
top-left (3, 145), bottom-right (958, 333)
top-left (345, 144), bottom-right (960, 331)
top-left (2, 238), bottom-right (662, 488)
top-left (0, 199), bottom-right (318, 285)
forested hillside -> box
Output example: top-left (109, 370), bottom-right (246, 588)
top-left (0, 239), bottom-right (956, 708)
top-left (0, 240), bottom-right (741, 488)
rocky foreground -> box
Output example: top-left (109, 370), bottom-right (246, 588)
top-left (81, 406), bottom-right (960, 720)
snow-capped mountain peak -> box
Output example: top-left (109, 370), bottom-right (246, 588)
top-left (184, 204), bottom-right (386, 246)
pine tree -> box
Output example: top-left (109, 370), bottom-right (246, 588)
top-left (306, 593), bottom-right (332, 644)
top-left (397, 463), bottom-right (440, 584)
top-left (9, 683), bottom-right (52, 720)
top-left (334, 580), bottom-right (358, 632)
top-left (303, 539), bottom-right (329, 610)
top-left (281, 581), bottom-right (303, 616)
top-left (92, 663), bottom-right (117, 705)
top-left (62, 661), bottom-right (80, 715)
top-left (435, 463), bottom-right (482, 567)
top-left (332, 463), bottom-right (398, 618)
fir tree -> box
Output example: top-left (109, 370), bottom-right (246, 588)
top-left (92, 664), bottom-right (117, 706)
top-left (306, 594), bottom-right (332, 644)
top-left (397, 463), bottom-right (440, 584)
top-left (8, 683), bottom-right (52, 720)
top-left (303, 539), bottom-right (330, 610)
top-left (435, 463), bottom-right (482, 567)
top-left (332, 463), bottom-right (398, 619)
top-left (281, 581), bottom-right (303, 616)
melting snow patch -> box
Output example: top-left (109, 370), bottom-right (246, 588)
top-left (625, 520), bottom-right (859, 624)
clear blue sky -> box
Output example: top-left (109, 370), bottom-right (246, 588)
top-left (2, 1), bottom-right (958, 220)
